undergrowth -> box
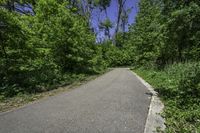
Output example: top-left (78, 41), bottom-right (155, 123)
top-left (133, 62), bottom-right (200, 133)
top-left (0, 69), bottom-right (109, 112)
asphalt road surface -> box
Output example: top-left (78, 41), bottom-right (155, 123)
top-left (0, 68), bottom-right (151, 133)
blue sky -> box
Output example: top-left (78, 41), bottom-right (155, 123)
top-left (91, 0), bottom-right (139, 41)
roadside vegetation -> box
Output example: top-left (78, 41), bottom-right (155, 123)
top-left (0, 70), bottom-right (109, 112)
top-left (134, 62), bottom-right (200, 132)
top-left (129, 0), bottom-right (200, 132)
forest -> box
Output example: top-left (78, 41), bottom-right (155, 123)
top-left (1, 0), bottom-right (200, 132)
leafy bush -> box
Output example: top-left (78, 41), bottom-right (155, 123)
top-left (0, 0), bottom-right (108, 98)
top-left (134, 62), bottom-right (200, 132)
top-left (100, 41), bottom-right (133, 67)
top-left (178, 63), bottom-right (200, 106)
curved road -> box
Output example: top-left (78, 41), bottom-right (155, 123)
top-left (0, 68), bottom-right (151, 133)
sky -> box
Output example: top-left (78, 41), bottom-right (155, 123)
top-left (91, 0), bottom-right (139, 41)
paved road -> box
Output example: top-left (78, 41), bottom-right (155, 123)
top-left (0, 68), bottom-right (151, 133)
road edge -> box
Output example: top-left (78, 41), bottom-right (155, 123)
top-left (0, 69), bottom-right (114, 116)
top-left (132, 71), bottom-right (166, 133)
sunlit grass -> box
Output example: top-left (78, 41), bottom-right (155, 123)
top-left (133, 62), bottom-right (200, 133)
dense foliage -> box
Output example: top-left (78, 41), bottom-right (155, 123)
top-left (135, 62), bottom-right (200, 132)
top-left (129, 0), bottom-right (200, 132)
top-left (0, 0), bottom-right (108, 98)
top-left (126, 0), bottom-right (200, 68)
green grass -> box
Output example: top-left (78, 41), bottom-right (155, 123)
top-left (133, 62), bottom-right (200, 133)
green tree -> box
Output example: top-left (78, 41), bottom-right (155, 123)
top-left (99, 18), bottom-right (113, 40)
top-left (128, 0), bottom-right (163, 67)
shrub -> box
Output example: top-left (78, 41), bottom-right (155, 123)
top-left (178, 63), bottom-right (200, 106)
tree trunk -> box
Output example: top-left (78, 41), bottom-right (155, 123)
top-left (115, 0), bottom-right (122, 34)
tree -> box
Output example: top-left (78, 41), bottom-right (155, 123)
top-left (115, 0), bottom-right (127, 34)
top-left (0, 0), bottom-right (108, 97)
top-left (99, 18), bottom-right (113, 40)
top-left (97, 0), bottom-right (111, 17)
top-left (161, 1), bottom-right (200, 63)
top-left (128, 0), bottom-right (163, 67)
